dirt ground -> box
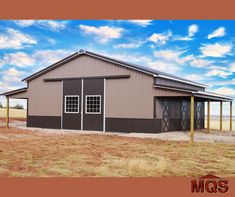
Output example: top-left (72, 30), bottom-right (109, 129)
top-left (0, 124), bottom-right (234, 177)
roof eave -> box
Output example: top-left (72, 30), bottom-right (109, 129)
top-left (0, 88), bottom-right (27, 97)
top-left (156, 75), bottom-right (208, 88)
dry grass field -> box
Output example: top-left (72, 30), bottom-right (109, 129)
top-left (0, 108), bottom-right (26, 118)
top-left (0, 126), bottom-right (234, 177)
top-left (0, 110), bottom-right (234, 177)
top-left (205, 118), bottom-right (235, 131)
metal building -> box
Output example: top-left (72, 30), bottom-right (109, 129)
top-left (1, 50), bottom-right (233, 138)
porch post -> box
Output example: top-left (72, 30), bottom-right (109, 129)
top-left (230, 101), bottom-right (232, 131)
top-left (6, 97), bottom-right (9, 128)
top-left (220, 101), bottom-right (223, 131)
top-left (207, 99), bottom-right (210, 133)
top-left (190, 96), bottom-right (194, 143)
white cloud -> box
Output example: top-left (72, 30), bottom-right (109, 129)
top-left (32, 49), bottom-right (73, 69)
top-left (188, 24), bottom-right (199, 37)
top-left (205, 67), bottom-right (232, 78)
top-left (2, 68), bottom-right (26, 82)
top-left (210, 79), bottom-right (235, 86)
top-left (154, 49), bottom-right (182, 60)
top-left (148, 60), bottom-right (181, 74)
top-left (113, 40), bottom-right (145, 49)
top-left (14, 20), bottom-right (67, 32)
top-left (0, 28), bottom-right (37, 49)
top-left (127, 20), bottom-right (152, 27)
top-left (1, 52), bottom-right (35, 67)
top-left (230, 62), bottom-right (235, 72)
top-left (184, 74), bottom-right (206, 82)
top-left (14, 20), bottom-right (35, 27)
top-left (212, 87), bottom-right (235, 96)
top-left (190, 58), bottom-right (213, 68)
top-left (47, 38), bottom-right (56, 45)
top-left (173, 24), bottom-right (199, 41)
top-left (174, 36), bottom-right (193, 41)
top-left (149, 49), bottom-right (193, 74)
top-left (102, 52), bottom-right (153, 65)
top-left (153, 49), bottom-right (193, 64)
top-left (149, 24), bottom-right (198, 44)
top-left (79, 25), bottom-right (123, 44)
top-left (208, 27), bottom-right (226, 39)
top-left (148, 31), bottom-right (172, 45)
top-left (0, 49), bottom-right (72, 70)
top-left (113, 42), bottom-right (142, 49)
top-left (200, 43), bottom-right (232, 57)
top-left (37, 20), bottom-right (67, 31)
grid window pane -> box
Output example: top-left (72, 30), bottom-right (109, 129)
top-left (65, 96), bottom-right (79, 113)
top-left (86, 95), bottom-right (101, 114)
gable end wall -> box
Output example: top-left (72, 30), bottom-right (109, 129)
top-left (27, 55), bottom-right (191, 119)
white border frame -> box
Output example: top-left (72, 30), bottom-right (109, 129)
top-left (64, 95), bottom-right (79, 114)
top-left (85, 95), bottom-right (102, 114)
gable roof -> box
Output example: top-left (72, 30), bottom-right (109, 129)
top-left (22, 49), bottom-right (207, 88)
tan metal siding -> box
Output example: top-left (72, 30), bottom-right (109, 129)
top-left (45, 55), bottom-right (128, 78)
top-left (27, 55), bottom-right (191, 118)
top-left (106, 74), bottom-right (191, 119)
top-left (10, 91), bottom-right (28, 99)
top-left (27, 55), bottom-right (131, 116)
top-left (28, 78), bottom-right (62, 116)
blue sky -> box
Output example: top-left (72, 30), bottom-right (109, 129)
top-left (0, 20), bottom-right (234, 115)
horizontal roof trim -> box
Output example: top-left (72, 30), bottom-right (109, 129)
top-left (44, 75), bottom-right (131, 82)
top-left (154, 85), bottom-right (193, 93)
top-left (0, 87), bottom-right (27, 97)
top-left (193, 91), bottom-right (233, 101)
top-left (154, 86), bottom-right (233, 101)
top-left (156, 75), bottom-right (208, 88)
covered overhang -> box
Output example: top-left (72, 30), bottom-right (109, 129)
top-left (0, 87), bottom-right (28, 128)
top-left (154, 85), bottom-right (233, 143)
top-left (193, 91), bottom-right (233, 102)
top-left (0, 87), bottom-right (28, 99)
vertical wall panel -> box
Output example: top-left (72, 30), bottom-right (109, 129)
top-left (63, 79), bottom-right (81, 130)
top-left (27, 55), bottom-right (191, 119)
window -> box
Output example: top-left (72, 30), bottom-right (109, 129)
top-left (65, 95), bottom-right (79, 113)
top-left (85, 95), bottom-right (101, 114)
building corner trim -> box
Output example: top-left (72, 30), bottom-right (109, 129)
top-left (103, 78), bottom-right (106, 132)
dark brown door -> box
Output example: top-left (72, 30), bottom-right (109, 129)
top-left (63, 79), bottom-right (82, 130)
top-left (83, 79), bottom-right (104, 131)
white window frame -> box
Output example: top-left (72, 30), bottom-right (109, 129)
top-left (85, 95), bottom-right (102, 114)
top-left (64, 95), bottom-right (79, 114)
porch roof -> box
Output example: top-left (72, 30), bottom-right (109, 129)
top-left (192, 91), bottom-right (233, 102)
top-left (0, 87), bottom-right (27, 98)
top-left (154, 85), bottom-right (233, 102)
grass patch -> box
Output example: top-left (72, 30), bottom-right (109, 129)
top-left (0, 127), bottom-right (234, 177)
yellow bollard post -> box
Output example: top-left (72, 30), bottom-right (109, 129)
top-left (6, 97), bottom-right (9, 128)
top-left (190, 96), bottom-right (194, 143)
top-left (220, 101), bottom-right (222, 131)
top-left (207, 99), bottom-right (210, 133)
top-left (230, 101), bottom-right (232, 131)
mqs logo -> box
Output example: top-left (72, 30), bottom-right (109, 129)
top-left (191, 174), bottom-right (229, 193)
